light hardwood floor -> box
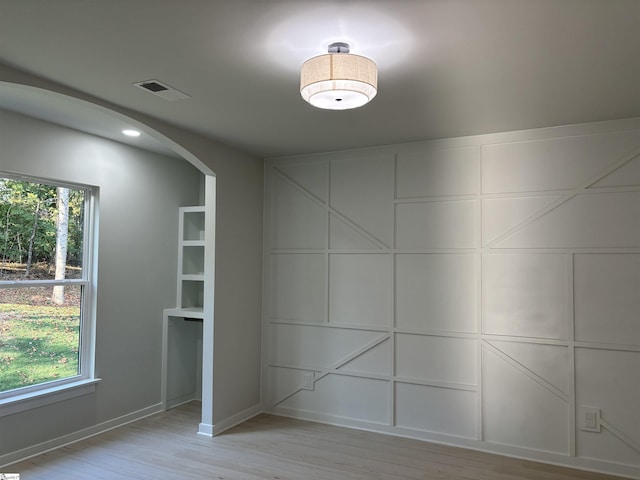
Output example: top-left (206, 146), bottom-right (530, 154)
top-left (6, 402), bottom-right (629, 480)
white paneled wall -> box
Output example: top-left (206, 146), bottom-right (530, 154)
top-left (263, 118), bottom-right (640, 478)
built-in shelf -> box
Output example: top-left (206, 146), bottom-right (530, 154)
top-left (182, 240), bottom-right (205, 247)
top-left (162, 205), bottom-right (207, 411)
top-left (182, 208), bottom-right (205, 242)
top-left (177, 206), bottom-right (205, 312)
top-left (180, 273), bottom-right (205, 281)
top-left (164, 307), bottom-right (204, 319)
top-left (182, 246), bottom-right (205, 275)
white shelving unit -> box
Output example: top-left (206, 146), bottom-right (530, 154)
top-left (162, 206), bottom-right (206, 409)
top-left (177, 206), bottom-right (205, 315)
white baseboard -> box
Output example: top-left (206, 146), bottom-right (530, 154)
top-left (213, 403), bottom-right (263, 436)
top-left (166, 392), bottom-right (196, 410)
top-left (198, 422), bottom-right (214, 437)
top-left (0, 403), bottom-right (164, 469)
top-left (268, 406), bottom-right (640, 480)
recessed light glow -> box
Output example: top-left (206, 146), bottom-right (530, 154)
top-left (122, 129), bottom-right (141, 137)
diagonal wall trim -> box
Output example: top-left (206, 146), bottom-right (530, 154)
top-left (269, 364), bottom-right (388, 381)
top-left (394, 194), bottom-right (478, 203)
top-left (394, 328), bottom-right (477, 339)
top-left (270, 335), bottom-right (390, 407)
top-left (600, 417), bottom-right (640, 455)
top-left (395, 377), bottom-right (477, 392)
top-left (328, 209), bottom-right (389, 250)
top-left (330, 214), bottom-right (384, 250)
top-left (325, 335), bottom-right (390, 373)
top-left (272, 167), bottom-right (389, 249)
top-left (481, 334), bottom-right (569, 346)
top-left (270, 372), bottom-right (314, 407)
top-left (273, 165), bottom-right (325, 202)
top-left (584, 147), bottom-right (640, 189)
top-left (265, 119), bottom-right (640, 477)
top-left (483, 341), bottom-right (569, 403)
top-left (481, 195), bottom-right (563, 247)
top-left (489, 146), bottom-right (640, 250)
top-left (269, 318), bottom-right (389, 332)
top-left (269, 368), bottom-right (389, 406)
top-left (486, 196), bottom-right (572, 249)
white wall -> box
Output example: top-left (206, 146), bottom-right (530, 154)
top-left (0, 108), bottom-right (202, 455)
top-left (263, 117), bottom-right (640, 478)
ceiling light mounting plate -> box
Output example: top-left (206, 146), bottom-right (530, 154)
top-left (328, 42), bottom-right (350, 54)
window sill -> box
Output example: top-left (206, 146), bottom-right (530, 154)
top-left (0, 378), bottom-right (101, 418)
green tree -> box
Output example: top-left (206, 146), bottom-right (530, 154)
top-left (0, 180), bottom-right (55, 270)
top-left (52, 187), bottom-right (70, 304)
top-left (0, 178), bottom-right (84, 280)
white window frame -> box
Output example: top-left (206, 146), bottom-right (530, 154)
top-left (0, 173), bottom-right (100, 417)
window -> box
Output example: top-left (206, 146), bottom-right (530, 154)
top-left (0, 174), bottom-right (97, 412)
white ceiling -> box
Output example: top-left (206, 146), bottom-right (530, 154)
top-left (0, 0), bottom-right (639, 158)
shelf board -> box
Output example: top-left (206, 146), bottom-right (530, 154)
top-left (179, 206), bottom-right (205, 213)
top-left (164, 307), bottom-right (204, 319)
top-left (181, 274), bottom-right (205, 281)
top-left (181, 240), bottom-right (205, 247)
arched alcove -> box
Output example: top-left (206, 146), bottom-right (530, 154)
top-left (0, 81), bottom-right (217, 436)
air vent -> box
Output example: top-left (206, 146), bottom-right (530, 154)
top-left (133, 79), bottom-right (190, 101)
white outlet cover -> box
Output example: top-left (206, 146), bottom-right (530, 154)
top-left (579, 406), bottom-right (601, 432)
top-left (302, 372), bottom-right (314, 390)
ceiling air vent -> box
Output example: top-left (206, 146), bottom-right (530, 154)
top-left (133, 79), bottom-right (190, 101)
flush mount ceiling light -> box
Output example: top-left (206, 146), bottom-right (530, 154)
top-left (122, 129), bottom-right (141, 137)
top-left (300, 42), bottom-right (377, 110)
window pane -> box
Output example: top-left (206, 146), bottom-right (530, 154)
top-left (0, 285), bottom-right (82, 393)
top-left (0, 178), bottom-right (85, 281)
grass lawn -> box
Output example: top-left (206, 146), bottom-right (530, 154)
top-left (0, 291), bottom-right (80, 393)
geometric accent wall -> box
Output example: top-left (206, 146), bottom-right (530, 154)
top-left (263, 119), bottom-right (640, 478)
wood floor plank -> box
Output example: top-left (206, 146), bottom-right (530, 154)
top-left (5, 402), bottom-right (630, 480)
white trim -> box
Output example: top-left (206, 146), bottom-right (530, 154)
top-left (0, 402), bottom-right (163, 468)
top-left (0, 378), bottom-right (100, 418)
top-left (268, 407), bottom-right (640, 480)
top-left (0, 174), bottom-right (99, 408)
top-left (165, 392), bottom-right (196, 411)
top-left (0, 279), bottom-right (87, 287)
top-left (263, 121), bottom-right (640, 480)
top-left (212, 403), bottom-right (263, 436)
top-left (197, 422), bottom-right (214, 437)
top-left (200, 176), bottom-right (216, 434)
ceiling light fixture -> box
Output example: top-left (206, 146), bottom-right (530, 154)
top-left (122, 129), bottom-right (141, 137)
top-left (300, 42), bottom-right (377, 110)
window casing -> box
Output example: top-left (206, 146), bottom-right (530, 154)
top-left (0, 173), bottom-right (98, 415)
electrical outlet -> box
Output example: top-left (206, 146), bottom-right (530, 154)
top-left (579, 406), bottom-right (601, 432)
top-left (302, 372), bottom-right (314, 390)
top-left (585, 411), bottom-right (597, 429)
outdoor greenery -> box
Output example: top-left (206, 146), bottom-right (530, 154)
top-left (0, 177), bottom-right (85, 393)
top-left (0, 178), bottom-right (84, 277)
top-left (0, 291), bottom-right (80, 392)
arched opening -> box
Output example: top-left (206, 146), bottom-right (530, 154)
top-left (0, 82), bottom-right (216, 436)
